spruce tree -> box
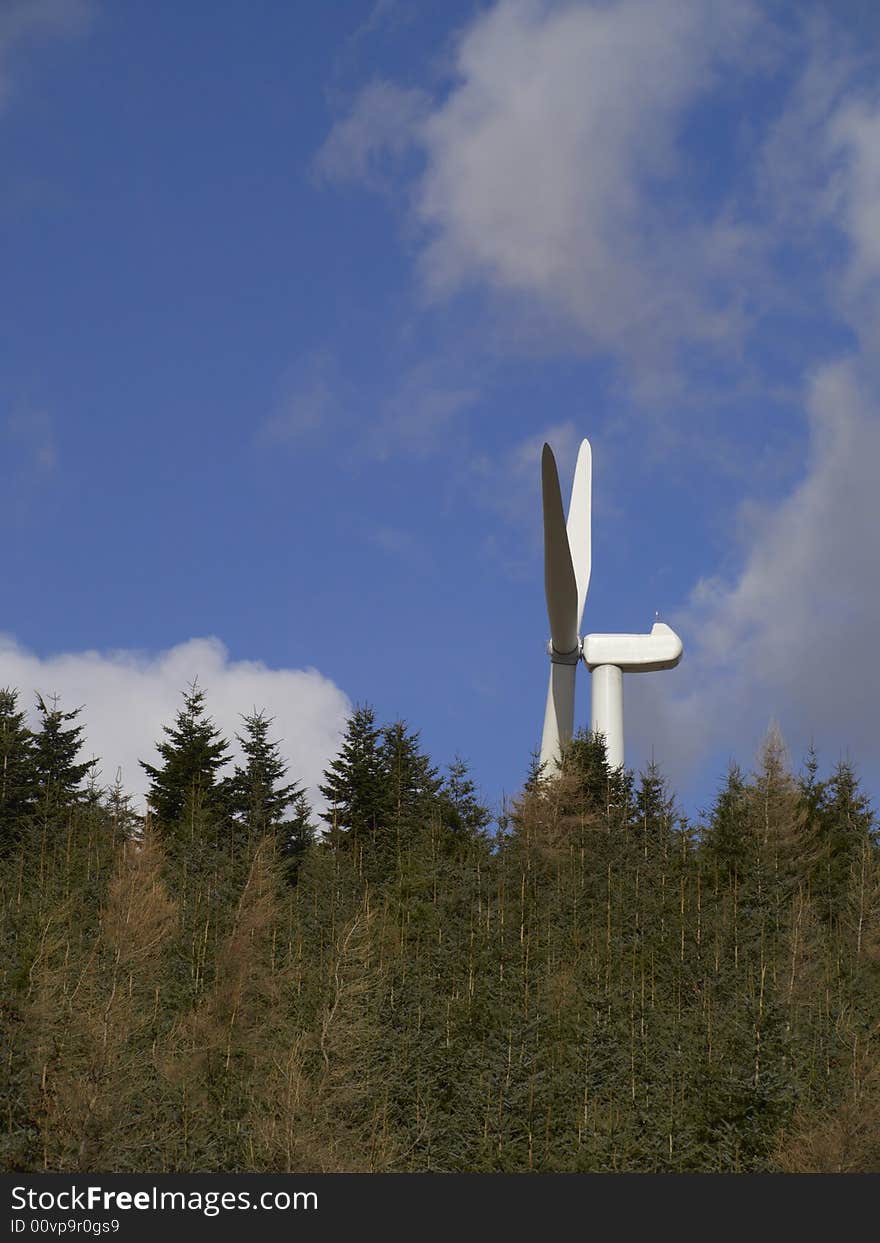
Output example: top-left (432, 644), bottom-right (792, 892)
top-left (810, 759), bottom-right (876, 923)
top-left (319, 704), bottom-right (387, 844)
top-left (562, 728), bottom-right (628, 814)
top-left (700, 764), bottom-right (751, 882)
top-left (523, 748), bottom-right (548, 793)
top-left (224, 709), bottom-right (302, 843)
top-left (141, 681), bottom-right (231, 827)
top-left (31, 693), bottom-right (98, 818)
top-left (439, 756), bottom-right (492, 838)
top-left (0, 688), bottom-right (37, 848)
top-left (380, 719), bottom-right (442, 855)
top-left (281, 789), bottom-right (317, 879)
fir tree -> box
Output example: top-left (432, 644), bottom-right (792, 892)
top-left (701, 763), bottom-right (751, 883)
top-left (319, 704), bottom-right (387, 844)
top-left (141, 681), bottom-right (231, 827)
top-left (0, 688), bottom-right (37, 848)
top-left (523, 748), bottom-right (548, 793)
top-left (280, 789), bottom-right (317, 879)
top-left (562, 728), bottom-right (628, 814)
top-left (633, 760), bottom-right (677, 856)
top-left (31, 693), bottom-right (98, 818)
top-left (224, 709), bottom-right (302, 844)
top-left (380, 719), bottom-right (442, 854)
top-left (440, 756), bottom-right (492, 838)
top-left (104, 767), bottom-right (142, 842)
top-left (810, 759), bottom-right (877, 923)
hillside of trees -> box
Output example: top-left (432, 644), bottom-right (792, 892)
top-left (1, 682), bottom-right (878, 1173)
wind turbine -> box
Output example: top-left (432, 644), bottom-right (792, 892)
top-left (539, 439), bottom-right (683, 774)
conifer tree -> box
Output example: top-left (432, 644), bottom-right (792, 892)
top-left (633, 760), bottom-right (677, 856)
top-left (701, 764), bottom-right (751, 882)
top-left (281, 789), bottom-right (317, 878)
top-left (141, 681), bottom-right (231, 827)
top-left (224, 709), bottom-right (302, 843)
top-left (31, 693), bottom-right (98, 818)
top-left (751, 728), bottom-right (805, 893)
top-left (319, 705), bottom-right (387, 844)
top-left (799, 744), bottom-right (825, 826)
top-left (562, 728), bottom-right (628, 815)
top-left (810, 759), bottom-right (876, 923)
top-left (439, 756), bottom-right (492, 838)
top-left (104, 768), bottom-right (142, 842)
top-left (380, 719), bottom-right (442, 851)
top-left (0, 688), bottom-right (37, 848)
top-left (523, 749), bottom-right (548, 793)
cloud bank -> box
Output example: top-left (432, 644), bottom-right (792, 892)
top-left (0, 635), bottom-right (351, 815)
top-left (627, 354), bottom-right (880, 789)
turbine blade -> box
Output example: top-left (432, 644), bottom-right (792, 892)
top-left (539, 661), bottom-right (577, 774)
top-left (566, 438), bottom-right (592, 634)
top-left (542, 443), bottom-right (578, 654)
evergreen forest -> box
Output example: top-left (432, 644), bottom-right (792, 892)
top-left (1, 682), bottom-right (878, 1173)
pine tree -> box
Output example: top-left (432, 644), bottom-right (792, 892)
top-left (633, 760), bottom-right (677, 856)
top-left (523, 748), bottom-right (548, 793)
top-left (141, 681), bottom-right (231, 827)
top-left (280, 789), bottom-right (317, 879)
top-left (562, 728), bottom-right (628, 814)
top-left (0, 688), bottom-right (37, 849)
top-left (700, 764), bottom-right (751, 882)
top-left (224, 710), bottom-right (302, 844)
top-left (748, 728), bottom-right (808, 917)
top-left (380, 719), bottom-right (442, 855)
top-left (31, 693), bottom-right (98, 818)
top-left (439, 756), bottom-right (492, 838)
top-left (104, 767), bottom-right (142, 843)
top-left (810, 759), bottom-right (876, 924)
top-left (319, 704), bottom-right (387, 845)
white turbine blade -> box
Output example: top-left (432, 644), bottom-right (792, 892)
top-left (566, 438), bottom-right (592, 634)
top-left (539, 661), bottom-right (577, 774)
top-left (542, 444), bottom-right (578, 654)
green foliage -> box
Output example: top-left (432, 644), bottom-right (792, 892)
top-left (280, 789), bottom-right (317, 880)
top-left (439, 756), bottom-right (492, 839)
top-left (2, 693), bottom-right (878, 1174)
top-left (701, 764), bottom-right (751, 882)
top-left (141, 681), bottom-right (231, 829)
top-left (31, 693), bottom-right (98, 821)
top-left (318, 704), bottom-right (386, 844)
top-left (809, 759), bottom-right (876, 924)
top-left (0, 689), bottom-right (37, 851)
top-left (224, 709), bottom-right (307, 847)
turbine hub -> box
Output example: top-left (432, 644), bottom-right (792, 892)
top-left (547, 637), bottom-right (582, 665)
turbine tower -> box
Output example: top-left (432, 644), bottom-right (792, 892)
top-left (539, 439), bottom-right (683, 774)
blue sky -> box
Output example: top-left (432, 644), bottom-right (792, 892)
top-left (2, 0), bottom-right (879, 822)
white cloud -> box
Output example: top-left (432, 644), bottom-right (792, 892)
top-left (625, 354), bottom-right (880, 790)
top-left (0, 635), bottom-right (351, 816)
top-left (315, 79), bottom-right (429, 192)
top-left (826, 98), bottom-right (880, 336)
top-left (321, 0), bottom-right (764, 369)
top-left (631, 73), bottom-right (880, 791)
top-left (757, 19), bottom-right (880, 343)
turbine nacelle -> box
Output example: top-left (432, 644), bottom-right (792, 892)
top-left (583, 622), bottom-right (682, 673)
